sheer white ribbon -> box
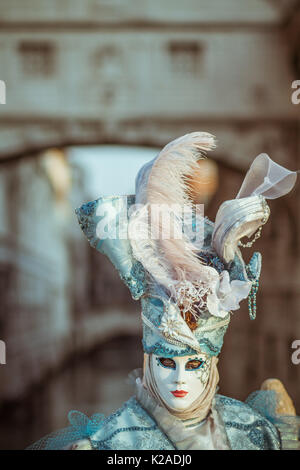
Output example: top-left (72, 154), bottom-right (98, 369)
top-left (210, 153), bottom-right (298, 314)
top-left (236, 153), bottom-right (298, 200)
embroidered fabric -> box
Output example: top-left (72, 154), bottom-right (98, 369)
top-left (76, 195), bottom-right (147, 300)
top-left (89, 396), bottom-right (175, 450)
top-left (245, 390), bottom-right (300, 450)
top-left (27, 374), bottom-right (284, 450)
top-left (216, 395), bottom-right (281, 450)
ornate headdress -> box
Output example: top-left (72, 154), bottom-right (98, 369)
top-left (76, 132), bottom-right (298, 358)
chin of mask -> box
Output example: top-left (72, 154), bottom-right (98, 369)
top-left (151, 353), bottom-right (211, 411)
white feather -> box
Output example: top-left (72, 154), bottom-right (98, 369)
top-left (128, 132), bottom-right (219, 309)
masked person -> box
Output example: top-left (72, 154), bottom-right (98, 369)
top-left (29, 132), bottom-right (299, 450)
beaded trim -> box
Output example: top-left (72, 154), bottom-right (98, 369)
top-left (248, 279), bottom-right (259, 320)
top-left (92, 424), bottom-right (157, 447)
top-left (238, 197), bottom-right (270, 249)
top-left (142, 340), bottom-right (197, 357)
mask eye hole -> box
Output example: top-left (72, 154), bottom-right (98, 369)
top-left (185, 359), bottom-right (204, 370)
top-left (158, 358), bottom-right (176, 369)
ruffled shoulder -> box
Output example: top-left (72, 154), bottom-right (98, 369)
top-left (245, 389), bottom-right (300, 450)
top-left (215, 394), bottom-right (281, 450)
top-left (89, 396), bottom-right (174, 450)
top-left (27, 397), bottom-right (169, 451)
top-left (27, 410), bottom-right (106, 450)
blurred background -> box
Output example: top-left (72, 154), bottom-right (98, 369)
top-left (0, 0), bottom-right (299, 450)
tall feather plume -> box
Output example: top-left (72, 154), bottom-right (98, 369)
top-left (128, 132), bottom-right (219, 316)
top-left (128, 202), bottom-right (175, 287)
top-left (147, 132), bottom-right (217, 284)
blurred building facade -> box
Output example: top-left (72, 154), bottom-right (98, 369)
top-left (0, 0), bottom-right (299, 443)
top-left (0, 153), bottom-right (73, 401)
top-left (0, 150), bottom-right (142, 405)
top-left (0, 0), bottom-right (299, 164)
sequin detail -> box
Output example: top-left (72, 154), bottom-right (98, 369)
top-left (120, 261), bottom-right (146, 300)
top-left (142, 340), bottom-right (196, 357)
top-left (198, 252), bottom-right (225, 274)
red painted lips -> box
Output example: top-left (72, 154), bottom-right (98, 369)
top-left (171, 390), bottom-right (188, 398)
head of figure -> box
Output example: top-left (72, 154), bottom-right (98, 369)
top-left (149, 352), bottom-right (212, 411)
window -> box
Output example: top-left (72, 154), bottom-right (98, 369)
top-left (18, 41), bottom-right (56, 77)
top-left (167, 41), bottom-right (204, 76)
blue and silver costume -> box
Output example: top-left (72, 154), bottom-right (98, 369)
top-left (28, 133), bottom-right (299, 450)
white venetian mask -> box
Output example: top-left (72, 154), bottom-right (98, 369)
top-left (151, 353), bottom-right (211, 411)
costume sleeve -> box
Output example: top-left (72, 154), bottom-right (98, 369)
top-left (76, 195), bottom-right (146, 300)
